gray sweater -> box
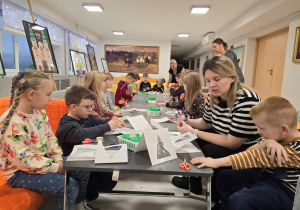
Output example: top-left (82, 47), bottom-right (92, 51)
top-left (225, 50), bottom-right (245, 83)
top-left (101, 90), bottom-right (117, 112)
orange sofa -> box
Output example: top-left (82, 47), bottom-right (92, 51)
top-left (0, 97), bottom-right (68, 210)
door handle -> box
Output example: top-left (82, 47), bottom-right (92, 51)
top-left (266, 69), bottom-right (273, 75)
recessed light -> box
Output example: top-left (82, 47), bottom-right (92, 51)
top-left (178, 33), bottom-right (189, 38)
top-left (113, 31), bottom-right (124, 35)
top-left (83, 3), bottom-right (103, 12)
top-left (191, 6), bottom-right (210, 14)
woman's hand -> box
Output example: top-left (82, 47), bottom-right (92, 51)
top-left (166, 83), bottom-right (170, 88)
top-left (265, 140), bottom-right (289, 165)
top-left (177, 119), bottom-right (193, 134)
top-left (114, 112), bottom-right (123, 117)
top-left (190, 157), bottom-right (221, 169)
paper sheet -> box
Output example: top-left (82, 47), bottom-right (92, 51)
top-left (127, 115), bottom-right (153, 130)
top-left (175, 143), bottom-right (200, 153)
top-left (122, 108), bottom-right (147, 112)
top-left (151, 117), bottom-right (178, 129)
top-left (67, 144), bottom-right (98, 161)
top-left (171, 132), bottom-right (198, 150)
top-left (104, 127), bottom-right (135, 135)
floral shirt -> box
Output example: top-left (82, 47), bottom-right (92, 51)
top-left (0, 109), bottom-right (63, 180)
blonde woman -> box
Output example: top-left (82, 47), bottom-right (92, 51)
top-left (167, 59), bottom-right (185, 88)
top-left (84, 71), bottom-right (122, 118)
top-left (173, 56), bottom-right (261, 209)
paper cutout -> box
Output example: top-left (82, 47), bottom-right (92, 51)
top-left (171, 132), bottom-right (198, 150)
top-left (127, 115), bottom-right (153, 130)
top-left (67, 144), bottom-right (98, 161)
top-left (95, 141), bottom-right (128, 164)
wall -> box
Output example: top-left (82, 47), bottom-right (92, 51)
top-left (96, 39), bottom-right (171, 80)
top-left (281, 17), bottom-right (300, 110)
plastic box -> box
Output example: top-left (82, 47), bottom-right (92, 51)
top-left (118, 133), bottom-right (141, 151)
top-left (146, 97), bottom-right (157, 103)
top-left (147, 107), bottom-right (161, 116)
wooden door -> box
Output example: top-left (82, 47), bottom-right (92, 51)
top-left (253, 28), bottom-right (289, 100)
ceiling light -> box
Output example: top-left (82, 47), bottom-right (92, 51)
top-left (83, 3), bottom-right (103, 12)
top-left (191, 6), bottom-right (210, 14)
top-left (178, 33), bottom-right (189, 38)
top-left (113, 31), bottom-right (124, 35)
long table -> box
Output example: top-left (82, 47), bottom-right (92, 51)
top-left (63, 94), bottom-right (213, 210)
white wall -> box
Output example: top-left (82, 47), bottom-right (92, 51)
top-left (96, 40), bottom-right (171, 80)
top-left (281, 17), bottom-right (300, 110)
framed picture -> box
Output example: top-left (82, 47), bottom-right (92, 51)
top-left (293, 26), bottom-right (300, 63)
top-left (0, 53), bottom-right (6, 76)
top-left (101, 58), bottom-right (109, 73)
top-left (105, 45), bottom-right (159, 74)
top-left (86, 45), bottom-right (98, 71)
top-left (22, 20), bottom-right (59, 74)
top-left (231, 45), bottom-right (245, 70)
top-left (69, 50), bottom-right (88, 75)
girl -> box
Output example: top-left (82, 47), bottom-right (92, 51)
top-left (152, 78), bottom-right (164, 93)
top-left (0, 70), bottom-right (90, 210)
top-left (174, 56), bottom-right (261, 210)
top-left (212, 38), bottom-right (245, 83)
top-left (156, 71), bottom-right (205, 119)
top-left (84, 71), bottom-right (123, 118)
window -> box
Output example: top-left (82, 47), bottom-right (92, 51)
top-left (18, 35), bottom-right (34, 71)
top-left (1, 31), bottom-right (15, 69)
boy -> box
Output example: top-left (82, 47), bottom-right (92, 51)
top-left (115, 73), bottom-right (135, 107)
top-left (152, 78), bottom-right (164, 93)
top-left (139, 73), bottom-right (151, 92)
top-left (191, 96), bottom-right (300, 210)
top-left (56, 85), bottom-right (119, 202)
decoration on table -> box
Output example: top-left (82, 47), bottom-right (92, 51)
top-left (0, 53), bottom-right (6, 76)
top-left (293, 26), bottom-right (300, 63)
top-left (105, 45), bottom-right (159, 74)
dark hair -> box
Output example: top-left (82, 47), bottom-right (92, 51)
top-left (212, 38), bottom-right (228, 51)
top-left (175, 73), bottom-right (181, 79)
top-left (126, 73), bottom-right (135, 78)
top-left (143, 73), bottom-right (149, 77)
top-left (65, 85), bottom-right (95, 107)
top-left (1, 70), bottom-right (50, 135)
top-left (133, 73), bottom-right (140, 80)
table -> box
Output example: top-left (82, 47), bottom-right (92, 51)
top-left (64, 94), bottom-right (213, 210)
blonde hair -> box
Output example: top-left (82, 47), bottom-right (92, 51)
top-left (203, 56), bottom-right (254, 113)
top-left (170, 59), bottom-right (177, 65)
top-left (104, 73), bottom-right (113, 81)
top-left (83, 71), bottom-right (105, 105)
top-left (250, 96), bottom-right (297, 129)
top-left (181, 71), bottom-right (203, 112)
top-left (157, 78), bottom-right (164, 85)
top-left (1, 70), bottom-right (50, 135)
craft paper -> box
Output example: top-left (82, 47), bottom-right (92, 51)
top-left (127, 115), bottom-right (153, 130)
top-left (95, 141), bottom-right (128, 164)
top-left (175, 143), bottom-right (201, 154)
top-left (67, 144), bottom-right (98, 161)
top-left (171, 132), bottom-right (198, 150)
top-left (104, 127), bottom-right (135, 135)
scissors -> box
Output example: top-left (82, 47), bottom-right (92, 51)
top-left (179, 158), bottom-right (191, 171)
top-left (82, 138), bottom-right (93, 144)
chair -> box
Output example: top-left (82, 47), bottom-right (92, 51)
top-left (293, 176), bottom-right (300, 210)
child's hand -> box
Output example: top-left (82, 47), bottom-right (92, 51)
top-left (265, 140), bottom-right (289, 165)
top-left (114, 112), bottom-right (123, 117)
top-left (177, 110), bottom-right (187, 121)
top-left (190, 157), bottom-right (221, 169)
top-left (108, 118), bottom-right (119, 130)
top-left (118, 119), bottom-right (127, 127)
top-left (146, 87), bottom-right (150, 90)
top-left (155, 103), bottom-right (165, 107)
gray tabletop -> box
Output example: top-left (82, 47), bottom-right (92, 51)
top-left (64, 94), bottom-right (213, 177)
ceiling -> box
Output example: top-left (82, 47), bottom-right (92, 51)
top-left (18, 0), bottom-right (300, 61)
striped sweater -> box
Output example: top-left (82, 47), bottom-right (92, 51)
top-left (203, 88), bottom-right (261, 144)
top-left (229, 138), bottom-right (300, 192)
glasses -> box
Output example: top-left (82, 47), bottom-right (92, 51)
top-left (76, 104), bottom-right (95, 111)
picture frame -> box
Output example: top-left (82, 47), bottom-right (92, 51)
top-left (292, 26), bottom-right (300, 63)
top-left (22, 20), bottom-right (59, 74)
top-left (86, 45), bottom-right (98, 71)
top-left (105, 45), bottom-right (159, 74)
top-left (101, 58), bottom-right (109, 73)
top-left (69, 50), bottom-right (88, 75)
top-left (0, 53), bottom-right (6, 76)
top-left (231, 45), bottom-right (245, 70)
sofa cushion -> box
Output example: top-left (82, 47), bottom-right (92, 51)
top-left (0, 97), bottom-right (10, 116)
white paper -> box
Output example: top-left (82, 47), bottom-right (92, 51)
top-left (95, 141), bottom-right (128, 164)
top-left (119, 116), bottom-right (129, 121)
top-left (175, 143), bottom-right (201, 153)
top-left (127, 115), bottom-right (153, 130)
top-left (144, 128), bottom-right (177, 165)
top-left (67, 144), bottom-right (98, 161)
top-left (104, 127), bottom-right (135, 135)
top-left (172, 132), bottom-right (198, 150)
top-left (122, 108), bottom-right (147, 112)
top-left (151, 117), bottom-right (178, 129)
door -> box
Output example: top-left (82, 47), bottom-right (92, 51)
top-left (253, 28), bottom-right (289, 100)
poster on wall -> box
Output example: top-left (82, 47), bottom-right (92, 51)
top-left (22, 20), bottom-right (59, 74)
top-left (293, 26), bottom-right (300, 63)
top-left (101, 58), bottom-right (109, 73)
top-left (0, 53), bottom-right (6, 76)
top-left (231, 45), bottom-right (245, 70)
top-left (69, 50), bottom-right (88, 75)
top-left (105, 45), bottom-right (159, 74)
top-left (86, 45), bottom-right (98, 71)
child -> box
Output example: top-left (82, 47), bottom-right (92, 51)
top-left (190, 96), bottom-right (300, 210)
top-left (152, 78), bottom-right (164, 93)
top-left (156, 71), bottom-right (205, 119)
top-left (0, 70), bottom-right (89, 210)
top-left (84, 71), bottom-right (123, 118)
top-left (115, 73), bottom-right (135, 108)
top-left (139, 73), bottom-right (151, 92)
top-left (133, 73), bottom-right (141, 83)
top-left (170, 73), bottom-right (185, 99)
top-left (56, 85), bottom-right (119, 202)
top-left (102, 73), bottom-right (118, 113)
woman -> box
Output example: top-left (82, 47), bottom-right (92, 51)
top-left (212, 38), bottom-right (245, 83)
top-left (172, 56), bottom-right (261, 210)
top-left (167, 59), bottom-right (185, 88)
